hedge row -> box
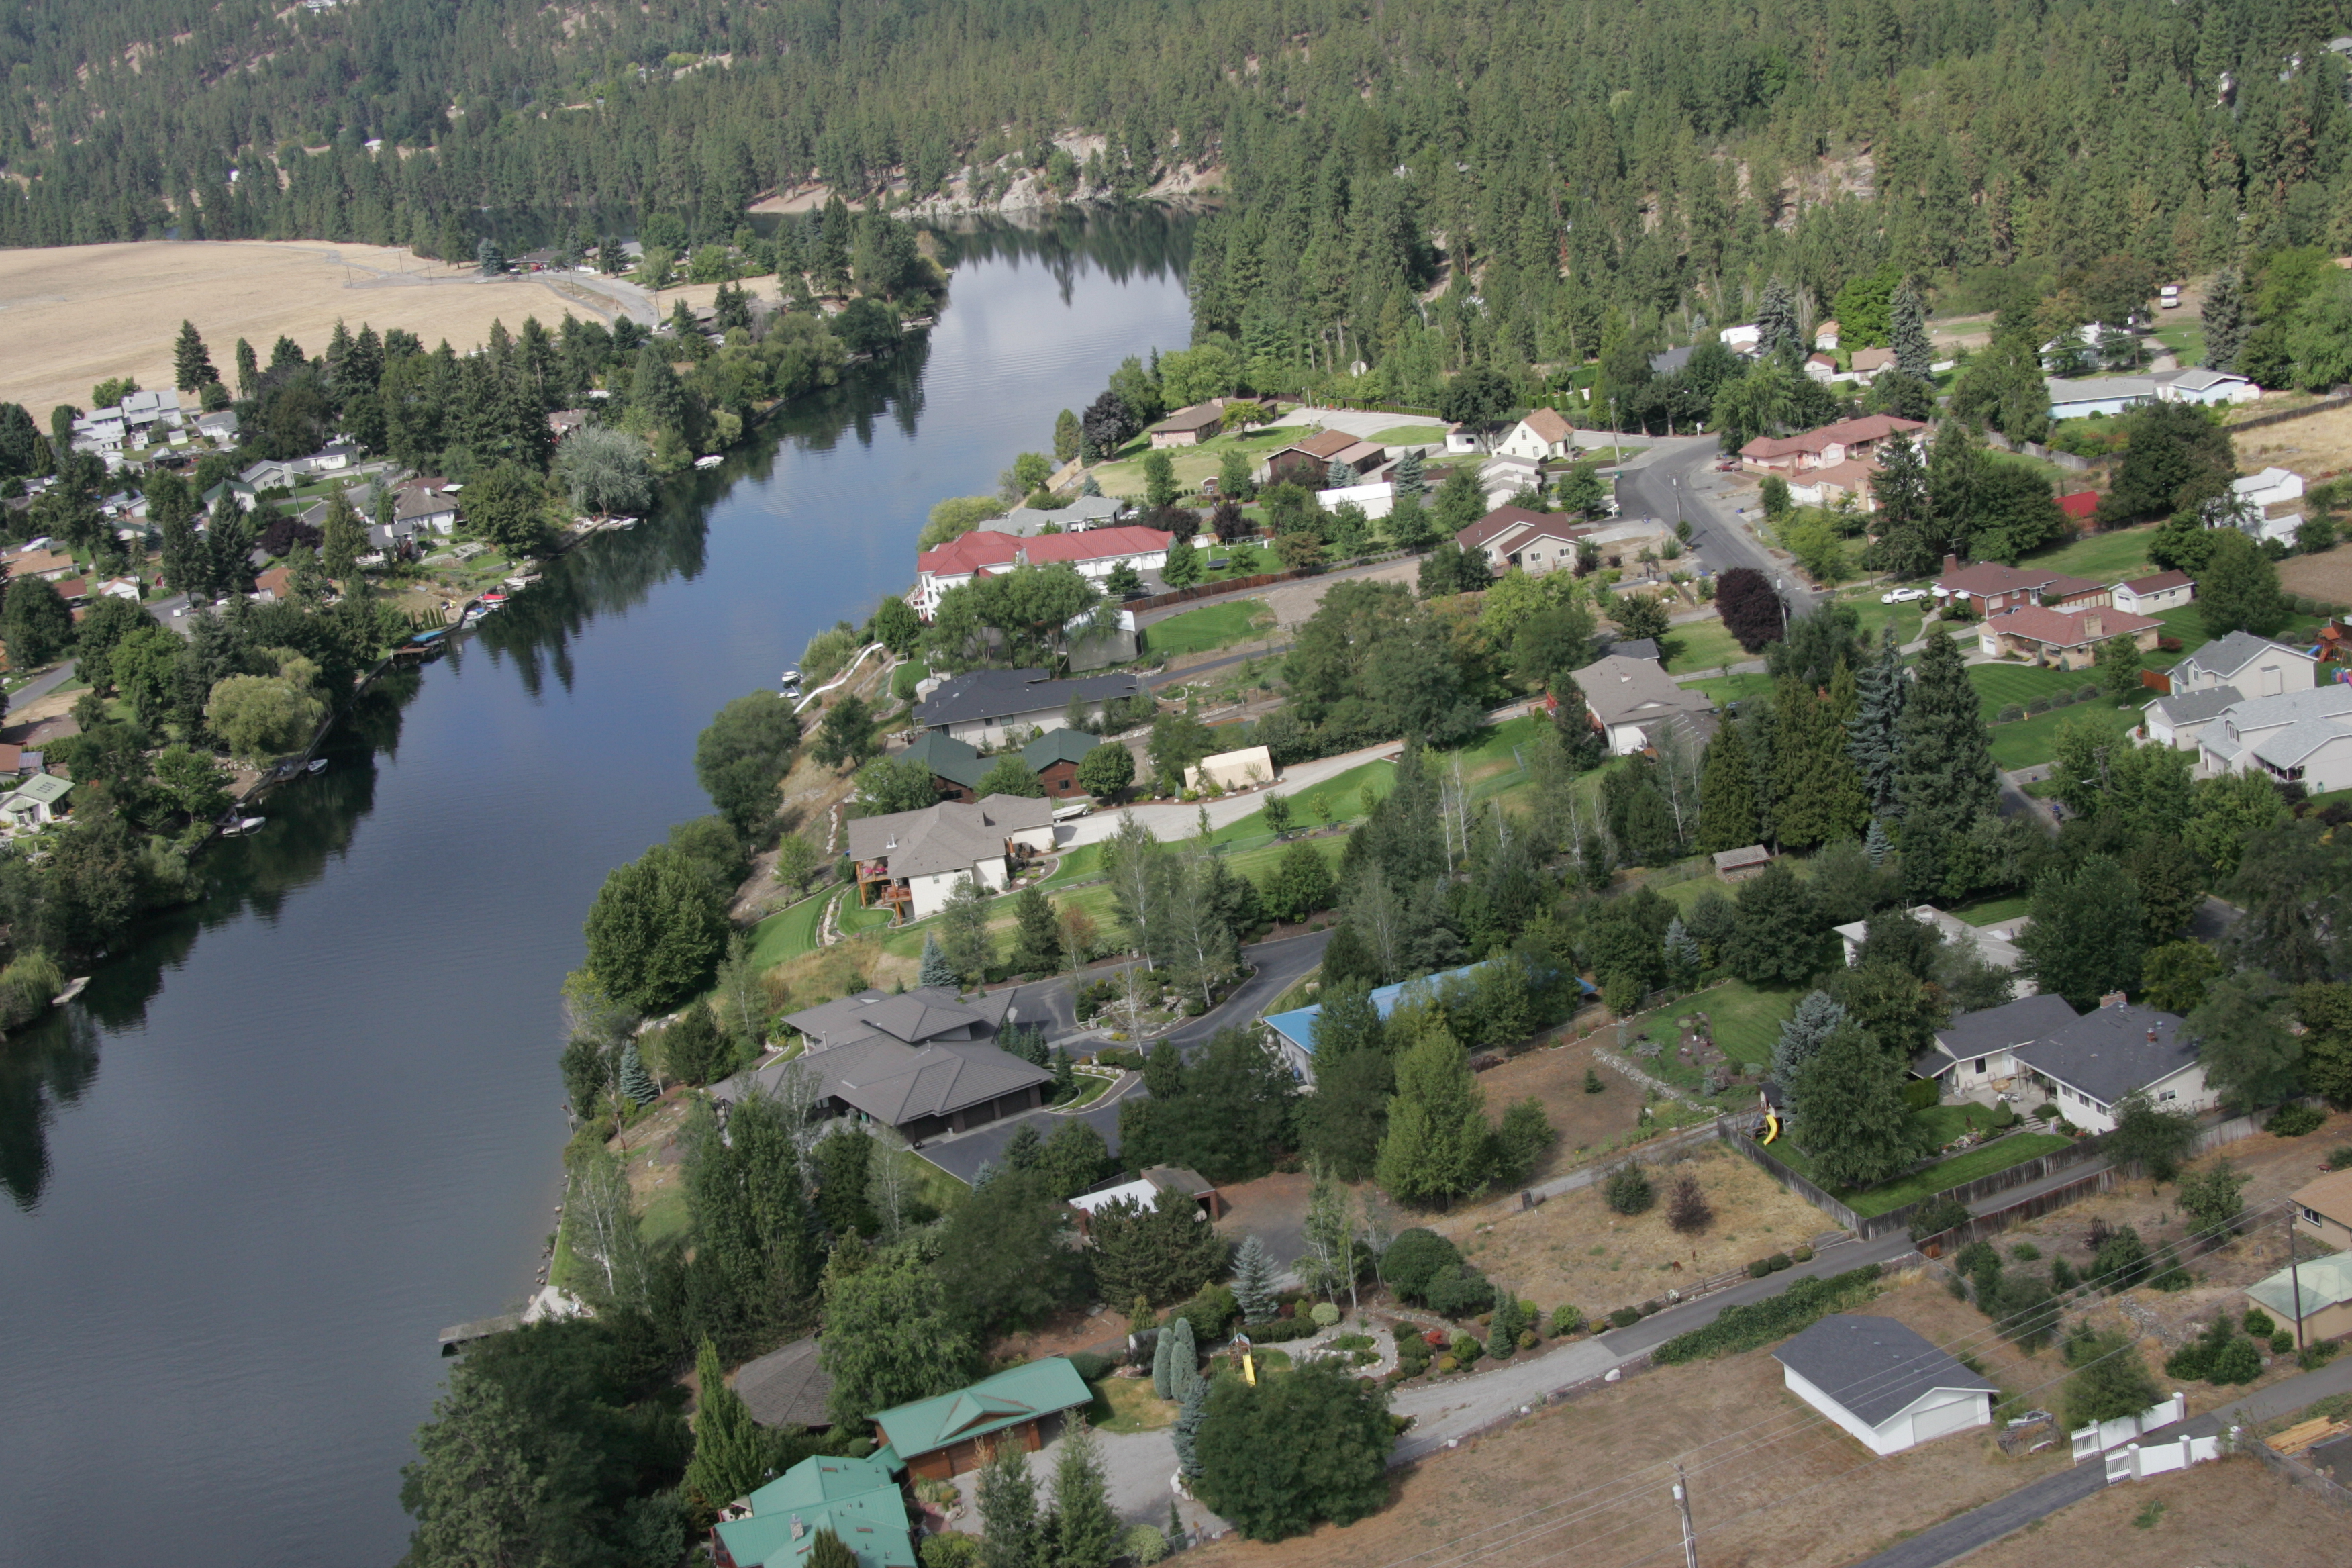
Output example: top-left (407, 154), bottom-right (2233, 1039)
top-left (1651, 1265), bottom-right (1884, 1365)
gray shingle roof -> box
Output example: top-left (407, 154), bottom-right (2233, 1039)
top-left (2145, 685), bottom-right (2241, 726)
top-left (722, 985), bottom-right (1047, 1129)
top-left (1933, 993), bottom-right (2079, 1062)
top-left (916, 667), bottom-right (1146, 729)
top-left (2179, 631), bottom-right (2309, 685)
top-left (1775, 1314), bottom-right (1996, 1427)
top-left (734, 1336), bottom-right (835, 1428)
top-left (2254, 717), bottom-right (2352, 769)
top-left (1571, 654), bottom-right (1714, 728)
top-left (2012, 1001), bottom-right (2193, 1108)
top-left (844, 795), bottom-right (1054, 880)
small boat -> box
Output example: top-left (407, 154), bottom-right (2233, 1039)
top-left (608, 516), bottom-right (638, 530)
top-left (221, 816), bottom-right (266, 837)
top-left (780, 666), bottom-right (803, 697)
top-left (695, 454), bottom-right (724, 470)
top-left (305, 758), bottom-right (327, 775)
top-left (479, 593), bottom-right (508, 605)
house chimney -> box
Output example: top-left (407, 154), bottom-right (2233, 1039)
top-left (1942, 554), bottom-right (1960, 577)
top-left (792, 1516), bottom-right (806, 1540)
top-left (2147, 1027), bottom-right (2159, 1043)
top-left (2081, 614), bottom-right (2103, 638)
top-left (2098, 991), bottom-right (2127, 1009)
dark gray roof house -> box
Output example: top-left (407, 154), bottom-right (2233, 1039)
top-left (1776, 1314), bottom-right (1997, 1455)
top-left (719, 985), bottom-right (1052, 1141)
top-left (2012, 997), bottom-right (2203, 1130)
top-left (914, 667), bottom-right (1148, 744)
top-left (733, 1336), bottom-right (835, 1429)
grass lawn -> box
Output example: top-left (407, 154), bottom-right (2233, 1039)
top-left (1846, 595), bottom-right (1927, 648)
top-left (1088, 426), bottom-right (1297, 499)
top-left (1988, 699), bottom-right (2133, 770)
top-left (1966, 662), bottom-right (2098, 719)
top-left (639, 1186), bottom-right (691, 1247)
top-left (1946, 892), bottom-right (2032, 926)
top-left (1773, 1128), bottom-right (2075, 1217)
top-left (1144, 599), bottom-right (1276, 659)
top-left (748, 888), bottom-right (834, 970)
top-left (1664, 616), bottom-right (1745, 673)
top-left (2011, 525), bottom-right (2158, 583)
top-left (2147, 602), bottom-right (2328, 665)
top-left (1085, 1377), bottom-right (1177, 1434)
top-left (1640, 980), bottom-right (1800, 1067)
top-left (2151, 317), bottom-right (2207, 365)
top-left (1369, 424), bottom-right (1449, 446)
top-left (1687, 671), bottom-right (1775, 709)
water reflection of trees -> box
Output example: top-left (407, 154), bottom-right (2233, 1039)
top-left (929, 207), bottom-right (1197, 303)
top-left (0, 1008), bottom-right (97, 1210)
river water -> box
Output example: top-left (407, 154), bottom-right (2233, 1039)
top-left (0, 211), bottom-right (1194, 1568)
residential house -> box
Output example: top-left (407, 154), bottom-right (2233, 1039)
top-left (51, 577), bottom-right (90, 605)
top-left (2229, 467), bottom-right (2306, 544)
top-left (2290, 1169), bottom-right (2352, 1255)
top-left (2245, 1252), bottom-right (2352, 1347)
top-left (710, 1453), bottom-right (912, 1568)
top-left (1802, 352), bottom-right (1841, 384)
top-left (1478, 454), bottom-right (1545, 507)
top-left (1814, 320), bottom-right (1842, 350)
top-left (393, 483), bottom-right (461, 538)
top-left (2012, 994), bottom-right (2210, 1134)
top-left (1649, 346), bottom-right (1697, 377)
top-left (1738, 414), bottom-right (1926, 475)
top-left (1316, 478), bottom-right (1398, 520)
top-left (546, 409), bottom-right (590, 442)
top-left (70, 411), bottom-right (127, 454)
top-left (2111, 570), bottom-right (2194, 616)
top-left (1834, 907), bottom-right (2030, 995)
top-left (1848, 346), bottom-right (1898, 384)
top-left (2056, 491), bottom-right (2100, 527)
top-left (1184, 744), bottom-right (1275, 794)
top-left (2168, 632), bottom-right (2316, 698)
top-left (6, 548), bottom-right (78, 583)
top-left (1022, 727), bottom-right (1104, 798)
top-left (1975, 603), bottom-right (2161, 670)
top-left (997, 495), bottom-right (1125, 536)
top-left (1444, 420), bottom-right (1514, 455)
top-left (1265, 961), bottom-right (1512, 1085)
top-left (914, 667), bottom-right (1148, 748)
top-left (2044, 375), bottom-right (2159, 420)
top-left (2141, 685), bottom-right (2244, 751)
top-left (240, 458), bottom-right (301, 491)
top-left (117, 389), bottom-right (183, 436)
top-left (1932, 556), bottom-right (2110, 617)
top-left (1494, 408), bottom-right (1579, 461)
top-left (193, 409), bottom-right (240, 444)
top-left (1720, 324), bottom-right (1763, 350)
top-left (1775, 1316), bottom-right (1998, 1456)
top-left (1146, 402), bottom-right (1226, 447)
top-left (0, 774), bottom-right (73, 830)
top-left (254, 566), bottom-right (297, 603)
top-left (1787, 458), bottom-right (1882, 512)
top-left (1570, 653), bottom-right (1717, 755)
top-left (1263, 429), bottom-right (1386, 489)
top-left (0, 744), bottom-right (25, 782)
top-left (1712, 845), bottom-right (1773, 883)
top-left (2156, 366), bottom-right (2259, 407)
top-left (869, 1358), bottom-right (1093, 1480)
top-left (2196, 684), bottom-right (2352, 792)
top-left (910, 526), bottom-right (1172, 618)
top-left (1457, 505), bottom-right (1588, 576)
top-left (721, 985), bottom-right (1050, 1140)
top-left (731, 1338), bottom-right (835, 1431)
top-left (1912, 993), bottom-right (2086, 1102)
top-left (202, 479), bottom-right (260, 514)
top-left (844, 795), bottom-right (1056, 918)
top-left (308, 441), bottom-right (360, 473)
top-left (897, 731), bottom-right (991, 802)
top-left (1065, 605), bottom-right (1138, 671)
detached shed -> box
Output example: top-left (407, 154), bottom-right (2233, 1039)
top-left (1712, 844), bottom-right (1772, 883)
top-left (1775, 1314), bottom-right (1996, 1456)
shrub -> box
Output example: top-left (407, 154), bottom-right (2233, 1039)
top-left (2329, 1146), bottom-right (2352, 1171)
top-left (1747, 1258), bottom-right (1773, 1279)
top-left (1067, 1351), bottom-right (1115, 1383)
top-left (2299, 1340), bottom-right (2342, 1371)
top-left (2208, 1337), bottom-right (2263, 1385)
top-left (922, 1534), bottom-right (983, 1568)
top-left (1908, 1196), bottom-right (1971, 1242)
top-left (1791, 1245), bottom-right (1814, 1263)
top-left (2267, 1102), bottom-right (2327, 1137)
top-left (1767, 1253), bottom-right (1793, 1273)
top-left (2034, 1102), bottom-right (2059, 1121)
top-left (1383, 1228), bottom-right (1466, 1303)
top-left (1653, 1265), bottom-right (1885, 1364)
top-left (1666, 1171), bottom-right (1713, 1234)
top-left (2010, 1243), bottom-right (2042, 1262)
top-left (1434, 1355), bottom-right (1458, 1373)
top-left (2026, 697), bottom-right (2051, 715)
top-left (1549, 1305), bottom-right (1586, 1336)
top-left (2244, 1307), bottom-right (2277, 1340)
top-left (2272, 1331), bottom-right (2296, 1355)
top-left (1175, 1284), bottom-right (1239, 1342)
top-left (1604, 1163), bottom-right (1655, 1216)
top-left (2049, 689), bottom-right (2075, 709)
top-left (1310, 1302), bottom-right (1341, 1328)
top-left (1245, 1316), bottom-right (1322, 1344)
top-left (1996, 703), bottom-right (2025, 723)
top-left (1125, 1526), bottom-right (1169, 1567)
top-left (1608, 1306), bottom-right (1642, 1329)
top-left (1424, 1265), bottom-right (1498, 1318)
top-left (2090, 1226), bottom-right (2152, 1292)
top-left (1516, 1330), bottom-right (1538, 1351)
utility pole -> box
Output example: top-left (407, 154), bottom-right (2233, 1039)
top-left (1672, 1464), bottom-right (1698, 1568)
top-left (2288, 1206), bottom-right (2306, 1350)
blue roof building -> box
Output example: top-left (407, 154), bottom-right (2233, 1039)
top-left (1262, 960), bottom-right (1594, 1085)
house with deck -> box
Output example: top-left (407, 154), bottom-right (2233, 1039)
top-left (844, 795), bottom-right (1056, 920)
top-left (2194, 684), bottom-right (2352, 792)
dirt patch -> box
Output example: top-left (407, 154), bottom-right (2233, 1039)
top-left (0, 240), bottom-right (628, 415)
top-left (1186, 1275), bottom-right (2069, 1568)
top-left (990, 1303), bottom-right (1135, 1366)
top-left (2233, 401), bottom-right (2352, 482)
top-left (1964, 1453), bottom-right (2346, 1568)
top-left (2280, 546), bottom-right (2352, 607)
top-left (1261, 558), bottom-right (1420, 628)
top-left (1463, 1038), bottom-right (1650, 1183)
top-left (1431, 1144), bottom-right (1834, 1320)
top-left (1214, 1171), bottom-right (1316, 1272)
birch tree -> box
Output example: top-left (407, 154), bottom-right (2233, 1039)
top-left (865, 1124), bottom-right (915, 1239)
top-left (563, 1140), bottom-right (648, 1310)
top-left (1103, 813), bottom-right (1167, 969)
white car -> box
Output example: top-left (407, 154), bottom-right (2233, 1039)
top-left (1881, 587), bottom-right (1927, 604)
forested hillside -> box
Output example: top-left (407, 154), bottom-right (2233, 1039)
top-left (7, 1), bottom-right (2351, 402)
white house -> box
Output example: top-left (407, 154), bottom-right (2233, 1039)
top-left (1834, 906), bottom-right (2030, 995)
top-left (2169, 632), bottom-right (2316, 698)
top-left (2155, 366), bottom-right (2259, 407)
top-left (1479, 454), bottom-right (1545, 507)
top-left (1493, 407), bottom-right (1579, 462)
top-left (2196, 684), bottom-right (2352, 792)
top-left (1720, 323), bottom-right (1762, 350)
top-left (1775, 1316), bottom-right (1997, 1457)
top-left (1445, 420), bottom-right (1513, 455)
top-left (2012, 995), bottom-right (2211, 1134)
top-left (1316, 479), bottom-right (1396, 520)
top-left (1814, 320), bottom-right (1842, 350)
top-left (2232, 464), bottom-right (2305, 516)
top-left (2110, 570), bottom-right (2194, 616)
top-left (1184, 744), bottom-right (1276, 794)
top-left (2044, 375), bottom-right (2158, 420)
top-left (2141, 685), bottom-right (2244, 752)
top-left (844, 795), bottom-right (1057, 920)
top-left (910, 526), bottom-right (1171, 618)
top-left (0, 774), bottom-right (73, 831)
top-left (1787, 458), bottom-right (1881, 512)
top-left (1913, 992), bottom-right (2077, 1101)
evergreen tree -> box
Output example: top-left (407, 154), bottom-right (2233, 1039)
top-left (1164, 1317), bottom-right (1198, 1395)
top-left (1230, 1234), bottom-right (1279, 1324)
top-left (1771, 991), bottom-right (1848, 1084)
top-left (1756, 277), bottom-right (1796, 354)
top-left (1895, 626), bottom-right (1998, 900)
top-left (1863, 435), bottom-right (1934, 576)
top-left (919, 932), bottom-right (959, 989)
top-left (1697, 724), bottom-right (1760, 853)
top-left (683, 1338), bottom-right (775, 1511)
top-left (1890, 280), bottom-right (1933, 380)
top-left (233, 337), bottom-right (259, 401)
top-left (1847, 624), bottom-right (1908, 815)
top-left (1790, 1020), bottom-right (1914, 1188)
top-left (1392, 447), bottom-right (1425, 502)
top-left (1171, 1374), bottom-right (1209, 1479)
top-left (173, 320), bottom-right (217, 393)
top-left (618, 1039), bottom-right (655, 1104)
top-left (2016, 854), bottom-right (2145, 1009)
top-left (1863, 816), bottom-right (1894, 867)
top-left (1771, 675), bottom-right (1867, 850)
top-left (2202, 269), bottom-right (2248, 371)
top-left (1663, 916), bottom-right (1701, 975)
top-left (1010, 887), bottom-right (1063, 973)
top-left (2198, 530), bottom-right (2288, 640)
top-left (1722, 862), bottom-right (1822, 986)
top-left (1050, 1423), bottom-right (1121, 1568)
top-left (977, 1438), bottom-right (1041, 1568)
top-left (1151, 1318), bottom-right (1176, 1398)
top-left (1375, 1017), bottom-right (1491, 1206)
top-left (320, 489), bottom-right (366, 580)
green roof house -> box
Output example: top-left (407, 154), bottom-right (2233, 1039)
top-left (0, 773), bottom-right (72, 830)
top-left (871, 1356), bottom-right (1091, 1479)
top-left (899, 731), bottom-right (989, 802)
top-left (712, 1453), bottom-right (914, 1568)
top-left (1021, 728), bottom-right (1101, 799)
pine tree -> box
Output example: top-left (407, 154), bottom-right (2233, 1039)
top-left (977, 1438), bottom-right (1041, 1568)
top-left (1010, 887), bottom-right (1063, 973)
top-left (1327, 458), bottom-right (1359, 489)
top-left (1863, 816), bottom-right (1894, 866)
top-left (1171, 1374), bottom-right (1209, 1479)
top-left (1392, 447), bottom-right (1425, 501)
top-left (173, 320), bottom-right (217, 393)
top-left (1663, 916), bottom-right (1700, 975)
top-left (1230, 1234), bottom-right (1279, 1323)
top-left (2202, 269), bottom-right (2247, 371)
top-left (1697, 725), bottom-right (1760, 853)
top-left (1050, 1422), bottom-right (1122, 1568)
top-left (919, 932), bottom-right (959, 989)
top-left (1890, 280), bottom-right (1933, 379)
top-left (1375, 1018), bottom-right (1492, 1206)
top-left (321, 489), bottom-right (366, 581)
top-left (1756, 277), bottom-right (1796, 354)
top-left (234, 337), bottom-right (259, 401)
top-left (1771, 675), bottom-right (1867, 850)
top-left (1167, 1316), bottom-right (1197, 1388)
top-left (1790, 1020), bottom-right (1915, 1189)
top-left (1895, 625), bottom-right (1998, 900)
top-left (1847, 624), bottom-right (1908, 815)
top-left (683, 1338), bottom-right (775, 1510)
top-left (1771, 991), bottom-right (1848, 1084)
top-left (618, 1038), bottom-right (655, 1104)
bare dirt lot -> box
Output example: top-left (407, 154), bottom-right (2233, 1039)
top-left (0, 240), bottom-right (638, 414)
top-left (1432, 1142), bottom-right (1832, 1320)
top-left (2279, 546), bottom-right (2352, 606)
top-left (2233, 401), bottom-right (2352, 484)
top-left (1468, 1037), bottom-right (1651, 1180)
top-left (1189, 1274), bottom-right (2079, 1568)
top-left (1963, 1453), bottom-right (2347, 1568)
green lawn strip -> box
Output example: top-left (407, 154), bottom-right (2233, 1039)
top-left (1966, 662), bottom-right (2098, 719)
top-left (1664, 616), bottom-right (1745, 673)
top-left (1983, 448), bottom-right (2083, 491)
top-left (2147, 603), bottom-right (2326, 666)
top-left (1086, 1377), bottom-right (1177, 1434)
top-left (1945, 892), bottom-right (2032, 926)
top-left (2150, 319), bottom-right (2206, 364)
top-left (1367, 424), bottom-right (1449, 446)
top-left (1773, 1130), bottom-right (2075, 1218)
top-left (1988, 701), bottom-right (2133, 771)
top-left (1089, 426), bottom-right (1297, 498)
top-left (2011, 525), bottom-right (2157, 583)
top-left (1143, 599), bottom-right (1277, 658)
top-left (1843, 593), bottom-right (1927, 646)
top-left (748, 888), bottom-right (834, 969)
top-left (1639, 980), bottom-right (1801, 1067)
top-left (638, 1186), bottom-right (692, 1247)
top-left (1687, 671), bottom-right (1775, 709)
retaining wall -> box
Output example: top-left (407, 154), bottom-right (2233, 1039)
top-left (2247, 1436), bottom-right (2352, 1515)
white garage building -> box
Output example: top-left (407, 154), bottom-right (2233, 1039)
top-left (1775, 1315), bottom-right (1997, 1456)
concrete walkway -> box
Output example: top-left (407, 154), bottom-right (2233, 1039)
top-left (4, 658), bottom-right (77, 717)
top-left (1056, 740), bottom-right (1405, 850)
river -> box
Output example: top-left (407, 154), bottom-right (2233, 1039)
top-left (0, 210), bottom-right (1195, 1568)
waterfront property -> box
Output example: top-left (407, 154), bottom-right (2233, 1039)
top-left (914, 667), bottom-right (1147, 747)
top-left (712, 1453), bottom-right (914, 1568)
top-left (846, 794), bottom-right (1055, 919)
top-left (897, 731), bottom-right (991, 803)
top-left (869, 1357), bottom-right (1093, 1480)
top-left (909, 526), bottom-right (1173, 618)
top-left (1146, 401), bottom-right (1228, 447)
top-left (1775, 1315), bottom-right (1996, 1456)
top-left (723, 986), bottom-right (1051, 1141)
top-left (1263, 427), bottom-right (1387, 488)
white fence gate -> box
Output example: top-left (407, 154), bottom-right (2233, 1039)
top-left (2071, 1393), bottom-right (2187, 1463)
top-left (2102, 1434), bottom-right (2220, 1484)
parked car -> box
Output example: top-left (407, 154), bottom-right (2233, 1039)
top-left (1881, 586), bottom-right (1927, 604)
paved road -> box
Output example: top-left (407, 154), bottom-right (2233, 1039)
top-left (3, 658), bottom-right (77, 717)
top-left (1165, 926), bottom-right (1334, 1051)
top-left (1614, 435), bottom-right (1822, 621)
top-left (1145, 642), bottom-right (1292, 689)
top-left (1849, 1353), bottom-right (2352, 1568)
top-left (1057, 742), bottom-right (1404, 850)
